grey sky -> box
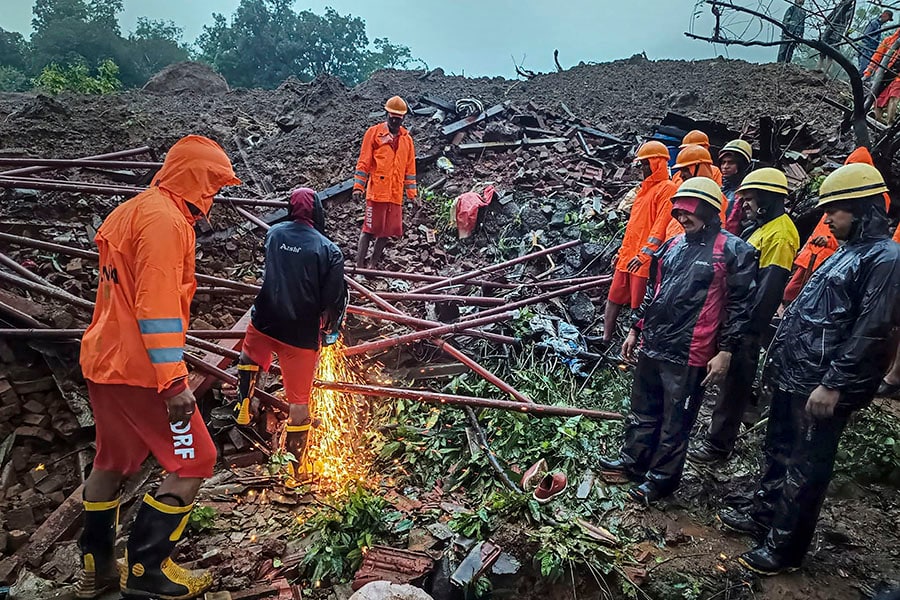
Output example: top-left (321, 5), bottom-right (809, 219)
top-left (1, 1), bottom-right (803, 77)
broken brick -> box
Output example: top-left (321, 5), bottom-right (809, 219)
top-left (14, 426), bottom-right (54, 443)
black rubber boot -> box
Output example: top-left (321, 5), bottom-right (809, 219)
top-left (718, 507), bottom-right (768, 538)
top-left (236, 362), bottom-right (259, 425)
top-left (737, 546), bottom-right (801, 576)
top-left (75, 499), bottom-right (120, 599)
top-left (285, 422), bottom-right (311, 465)
top-left (688, 441), bottom-right (730, 464)
top-left (121, 494), bottom-right (212, 599)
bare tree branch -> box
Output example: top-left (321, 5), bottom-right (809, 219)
top-left (695, 0), bottom-right (870, 147)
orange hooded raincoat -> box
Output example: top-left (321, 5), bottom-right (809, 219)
top-left (80, 136), bottom-right (240, 395)
top-left (794, 147), bottom-right (889, 272)
top-left (665, 165), bottom-right (729, 240)
top-left (353, 123), bottom-right (417, 204)
top-left (616, 156), bottom-right (679, 278)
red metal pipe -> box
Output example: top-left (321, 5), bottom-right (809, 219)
top-left (344, 310), bottom-right (516, 357)
top-left (344, 266), bottom-right (517, 289)
top-left (0, 146), bottom-right (152, 177)
top-left (0, 252), bottom-right (52, 286)
top-left (529, 275), bottom-right (610, 289)
top-left (351, 290), bottom-right (506, 306)
top-left (0, 232), bottom-right (261, 294)
top-left (314, 381), bottom-right (623, 420)
top-left (461, 278), bottom-right (610, 321)
top-left (411, 239), bottom-right (582, 294)
top-left (346, 277), bottom-right (532, 403)
top-left (185, 354), bottom-right (287, 412)
top-left (233, 205), bottom-right (274, 230)
top-left (0, 328), bottom-right (249, 339)
top-left (235, 207), bottom-right (533, 404)
top-left (0, 177), bottom-right (289, 208)
top-left (0, 269), bottom-right (95, 311)
top-left (0, 158), bottom-right (163, 169)
top-left (347, 305), bottom-right (517, 345)
top-left (195, 286), bottom-right (257, 296)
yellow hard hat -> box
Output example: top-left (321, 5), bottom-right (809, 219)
top-left (673, 144), bottom-right (713, 169)
top-left (634, 140), bottom-right (671, 162)
top-left (817, 163), bottom-right (888, 207)
top-left (672, 176), bottom-right (723, 210)
top-left (720, 139), bottom-right (753, 163)
top-left (737, 168), bottom-right (789, 195)
top-left (384, 96), bottom-right (408, 115)
top-left (680, 130), bottom-right (710, 148)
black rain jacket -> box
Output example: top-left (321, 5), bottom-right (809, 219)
top-left (251, 221), bottom-right (346, 350)
top-left (634, 218), bottom-right (758, 367)
top-left (765, 197), bottom-right (900, 408)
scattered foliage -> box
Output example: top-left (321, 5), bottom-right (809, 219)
top-left (188, 504), bottom-right (217, 533)
top-left (34, 58), bottom-right (121, 94)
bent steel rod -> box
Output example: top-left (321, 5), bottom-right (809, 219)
top-left (344, 311), bottom-right (517, 357)
top-left (0, 158), bottom-right (163, 169)
top-left (349, 290), bottom-right (506, 306)
top-left (314, 381), bottom-right (623, 420)
top-left (0, 232), bottom-right (261, 294)
top-left (0, 146), bottom-right (152, 178)
top-left (344, 266), bottom-right (517, 289)
top-left (346, 276), bottom-right (532, 403)
top-left (461, 278), bottom-right (610, 321)
top-left (411, 239), bottom-right (582, 294)
top-left (233, 206), bottom-right (533, 404)
top-left (347, 305), bottom-right (517, 345)
top-left (0, 177), bottom-right (289, 208)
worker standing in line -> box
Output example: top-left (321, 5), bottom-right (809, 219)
top-left (665, 145), bottom-right (732, 238)
top-left (353, 96), bottom-right (418, 269)
top-left (674, 130), bottom-right (723, 186)
top-left (77, 136), bottom-right (241, 600)
top-left (599, 177), bottom-right (757, 504)
top-left (691, 169), bottom-right (799, 463)
top-left (720, 164), bottom-right (900, 575)
top-left (783, 147), bottom-right (886, 303)
top-left (236, 188), bottom-right (346, 466)
top-left (718, 139), bottom-right (754, 235)
top-left (601, 141), bottom-right (679, 344)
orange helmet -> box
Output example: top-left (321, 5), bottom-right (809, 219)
top-left (634, 140), bottom-right (671, 162)
top-left (384, 96), bottom-right (408, 115)
top-left (673, 144), bottom-right (713, 169)
top-left (680, 129), bottom-right (710, 148)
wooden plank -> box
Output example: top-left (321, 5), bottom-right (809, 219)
top-left (441, 104), bottom-right (506, 137)
top-left (456, 137), bottom-right (568, 153)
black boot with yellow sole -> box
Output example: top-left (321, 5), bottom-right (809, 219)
top-left (75, 498), bottom-right (121, 599)
top-left (121, 494), bottom-right (212, 600)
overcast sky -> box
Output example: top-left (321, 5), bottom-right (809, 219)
top-left (2, 1), bottom-right (806, 76)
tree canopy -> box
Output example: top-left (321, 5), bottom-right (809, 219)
top-left (0, 0), bottom-right (415, 92)
top-left (197, 0), bottom-right (414, 88)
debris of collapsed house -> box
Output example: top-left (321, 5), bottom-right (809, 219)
top-left (0, 60), bottom-right (890, 598)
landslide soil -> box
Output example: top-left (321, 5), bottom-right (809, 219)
top-left (1, 58), bottom-right (895, 600)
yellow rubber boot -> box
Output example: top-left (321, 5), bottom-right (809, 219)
top-left (121, 494), bottom-right (212, 599)
top-left (75, 499), bottom-right (120, 599)
top-left (235, 363), bottom-right (259, 425)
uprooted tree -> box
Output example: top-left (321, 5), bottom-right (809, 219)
top-left (686, 0), bottom-right (900, 180)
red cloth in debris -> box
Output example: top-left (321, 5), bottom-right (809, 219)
top-left (455, 185), bottom-right (495, 238)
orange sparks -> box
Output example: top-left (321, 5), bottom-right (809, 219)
top-left (306, 340), bottom-right (370, 491)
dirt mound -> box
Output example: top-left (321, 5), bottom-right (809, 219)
top-left (142, 61), bottom-right (230, 94)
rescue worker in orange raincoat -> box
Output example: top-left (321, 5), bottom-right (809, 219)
top-left (676, 130), bottom-right (723, 185)
top-left (77, 136), bottom-right (241, 600)
top-left (602, 141), bottom-right (679, 343)
top-left (665, 145), bottom-right (733, 239)
top-left (783, 147), bottom-right (888, 303)
top-left (353, 95), bottom-right (417, 269)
